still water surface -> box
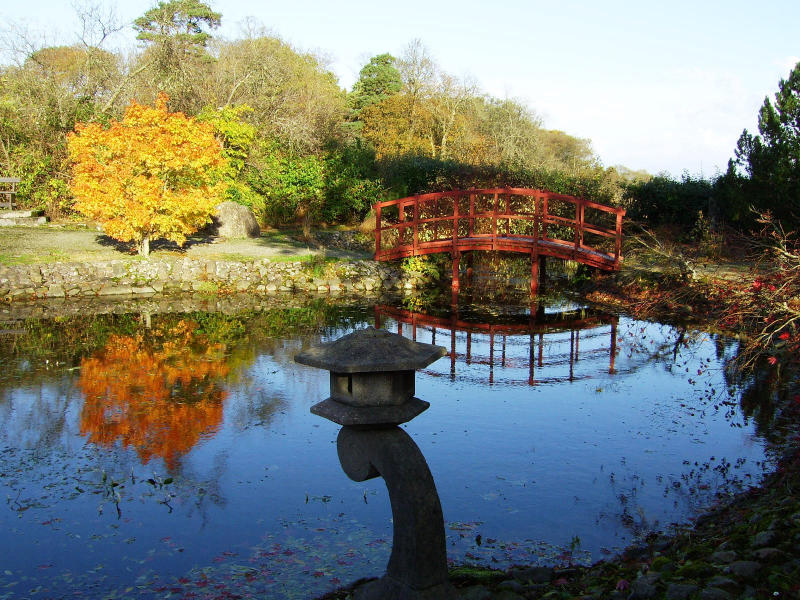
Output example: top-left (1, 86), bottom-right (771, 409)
top-left (0, 296), bottom-right (772, 598)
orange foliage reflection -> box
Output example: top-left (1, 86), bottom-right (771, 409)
top-left (79, 320), bottom-right (230, 469)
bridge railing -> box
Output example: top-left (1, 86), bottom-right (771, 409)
top-left (374, 188), bottom-right (625, 269)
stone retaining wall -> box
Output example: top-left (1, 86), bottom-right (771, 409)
top-left (314, 230), bottom-right (373, 252)
top-left (0, 257), bottom-right (428, 302)
top-left (0, 293), bottom-right (382, 322)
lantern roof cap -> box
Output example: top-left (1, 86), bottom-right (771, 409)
top-left (295, 327), bottom-right (446, 373)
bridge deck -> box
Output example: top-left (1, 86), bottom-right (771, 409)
top-left (378, 235), bottom-right (618, 269)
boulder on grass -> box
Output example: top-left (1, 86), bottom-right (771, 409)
top-left (212, 201), bottom-right (260, 238)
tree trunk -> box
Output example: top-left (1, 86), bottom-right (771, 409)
top-left (297, 203), bottom-right (313, 243)
top-left (302, 210), bottom-right (312, 242)
top-left (139, 235), bottom-right (150, 257)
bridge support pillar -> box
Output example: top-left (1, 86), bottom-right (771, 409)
top-left (530, 250), bottom-right (540, 296)
top-left (451, 251), bottom-right (461, 292)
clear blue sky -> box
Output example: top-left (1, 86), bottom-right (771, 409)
top-left (3, 0), bottom-right (798, 177)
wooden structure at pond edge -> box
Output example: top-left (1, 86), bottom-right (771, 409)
top-left (374, 188), bottom-right (625, 294)
top-left (0, 178), bottom-right (20, 210)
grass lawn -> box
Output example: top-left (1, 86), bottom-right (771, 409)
top-left (0, 226), bottom-right (369, 265)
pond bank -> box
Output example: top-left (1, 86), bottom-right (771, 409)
top-left (0, 256), bottom-right (429, 302)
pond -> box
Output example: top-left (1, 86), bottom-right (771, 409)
top-left (0, 293), bottom-right (773, 599)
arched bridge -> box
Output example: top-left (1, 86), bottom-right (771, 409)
top-left (374, 188), bottom-right (625, 293)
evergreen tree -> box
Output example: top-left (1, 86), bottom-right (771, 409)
top-left (133, 0), bottom-right (221, 52)
top-left (349, 53), bottom-right (402, 113)
top-left (731, 61), bottom-right (800, 226)
top-left (133, 0), bottom-right (222, 111)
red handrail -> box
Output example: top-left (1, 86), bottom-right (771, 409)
top-left (374, 188), bottom-right (625, 270)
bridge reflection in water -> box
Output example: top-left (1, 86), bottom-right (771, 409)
top-left (374, 305), bottom-right (618, 385)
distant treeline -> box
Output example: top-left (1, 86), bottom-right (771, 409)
top-left (1, 0), bottom-right (797, 233)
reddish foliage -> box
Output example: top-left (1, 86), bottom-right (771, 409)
top-left (79, 320), bottom-right (229, 469)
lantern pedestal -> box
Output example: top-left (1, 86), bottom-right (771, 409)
top-left (295, 327), bottom-right (456, 599)
top-left (337, 426), bottom-right (458, 600)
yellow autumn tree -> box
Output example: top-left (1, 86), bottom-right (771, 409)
top-left (67, 93), bottom-right (227, 256)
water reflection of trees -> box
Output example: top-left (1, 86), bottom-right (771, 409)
top-left (721, 346), bottom-right (796, 463)
top-left (0, 314), bottom-right (141, 448)
top-left (0, 298), bottom-right (370, 462)
top-left (616, 320), bottom-right (792, 460)
top-left (79, 320), bottom-right (230, 470)
top-left (0, 381), bottom-right (84, 449)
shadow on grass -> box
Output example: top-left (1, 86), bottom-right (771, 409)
top-left (254, 230), bottom-right (370, 259)
top-left (94, 234), bottom-right (218, 255)
top-left (92, 229), bottom-right (371, 261)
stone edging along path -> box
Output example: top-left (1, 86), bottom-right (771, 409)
top-left (0, 257), bottom-right (427, 301)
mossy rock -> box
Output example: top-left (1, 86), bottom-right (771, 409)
top-left (684, 544), bottom-right (713, 560)
top-left (651, 556), bottom-right (673, 571)
top-left (675, 560), bottom-right (716, 579)
top-left (449, 566), bottom-right (505, 583)
top-left (193, 280), bottom-right (219, 294)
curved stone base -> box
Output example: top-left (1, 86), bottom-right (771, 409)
top-left (353, 575), bottom-right (459, 600)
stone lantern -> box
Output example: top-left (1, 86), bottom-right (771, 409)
top-left (295, 326), bottom-right (458, 600)
top-left (295, 326), bottom-right (447, 427)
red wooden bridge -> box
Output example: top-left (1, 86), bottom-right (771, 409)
top-left (374, 188), bottom-right (625, 293)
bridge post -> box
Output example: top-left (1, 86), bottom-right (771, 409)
top-left (492, 193), bottom-right (499, 240)
top-left (451, 194), bottom-right (460, 302)
top-left (450, 320), bottom-right (456, 379)
top-left (528, 333), bottom-right (535, 385)
top-left (539, 255), bottom-right (547, 284)
top-left (610, 319), bottom-right (618, 374)
top-left (530, 249), bottom-right (540, 295)
top-left (468, 189), bottom-right (475, 237)
top-left (374, 204), bottom-right (382, 260)
top-left (452, 251), bottom-right (461, 292)
top-left (489, 331), bottom-right (495, 385)
top-left (538, 332), bottom-right (544, 367)
top-left (541, 194), bottom-right (549, 240)
top-left (575, 201), bottom-right (585, 250)
top-left (569, 330), bottom-right (575, 381)
top-left (504, 190), bottom-right (511, 236)
top-left (413, 197), bottom-right (419, 254)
